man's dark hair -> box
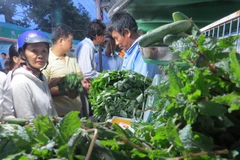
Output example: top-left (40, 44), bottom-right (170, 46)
top-left (107, 12), bottom-right (138, 36)
top-left (87, 19), bottom-right (106, 40)
top-left (1, 52), bottom-right (6, 56)
top-left (51, 24), bottom-right (74, 44)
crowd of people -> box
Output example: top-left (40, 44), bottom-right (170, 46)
top-left (0, 12), bottom-right (159, 121)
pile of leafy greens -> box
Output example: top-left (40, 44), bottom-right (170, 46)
top-left (89, 70), bottom-right (152, 122)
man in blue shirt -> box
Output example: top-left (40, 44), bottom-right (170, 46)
top-left (0, 52), bottom-right (7, 72)
top-left (107, 12), bottom-right (159, 78)
top-left (95, 36), bottom-right (123, 71)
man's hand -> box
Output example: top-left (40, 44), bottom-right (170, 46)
top-left (81, 77), bottom-right (91, 92)
top-left (65, 90), bottom-right (78, 99)
top-left (48, 77), bottom-right (63, 89)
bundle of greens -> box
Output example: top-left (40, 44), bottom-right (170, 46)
top-left (89, 70), bottom-right (152, 122)
top-left (57, 72), bottom-right (83, 94)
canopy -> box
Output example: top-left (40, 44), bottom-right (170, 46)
top-left (0, 22), bottom-right (79, 48)
top-left (126, 0), bottom-right (240, 32)
top-left (0, 22), bottom-right (29, 43)
top-left (0, 22), bottom-right (52, 43)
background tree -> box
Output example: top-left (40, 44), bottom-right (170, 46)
top-left (0, 0), bottom-right (30, 27)
top-left (25, 0), bottom-right (91, 40)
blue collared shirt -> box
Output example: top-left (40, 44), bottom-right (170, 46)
top-left (74, 38), bottom-right (99, 79)
top-left (95, 51), bottom-right (123, 71)
top-left (121, 37), bottom-right (159, 78)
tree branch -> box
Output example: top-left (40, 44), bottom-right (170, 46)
top-left (175, 149), bottom-right (229, 160)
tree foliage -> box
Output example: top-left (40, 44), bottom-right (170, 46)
top-left (25, 0), bottom-right (91, 40)
top-left (0, 0), bottom-right (91, 40)
top-left (0, 0), bottom-right (30, 27)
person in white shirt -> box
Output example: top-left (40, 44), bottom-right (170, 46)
top-left (11, 30), bottom-right (58, 121)
top-left (0, 71), bottom-right (7, 121)
top-left (0, 44), bottom-right (21, 121)
top-left (74, 19), bottom-right (106, 80)
top-left (42, 24), bottom-right (90, 117)
top-left (95, 35), bottom-right (123, 71)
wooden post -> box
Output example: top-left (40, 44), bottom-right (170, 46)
top-left (96, 0), bottom-right (103, 72)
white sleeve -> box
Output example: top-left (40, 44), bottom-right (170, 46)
top-left (2, 83), bottom-right (15, 120)
top-left (0, 72), bottom-right (7, 120)
top-left (11, 83), bottom-right (35, 120)
top-left (75, 43), bottom-right (99, 79)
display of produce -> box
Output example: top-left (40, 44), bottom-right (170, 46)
top-left (1, 32), bottom-right (240, 159)
top-left (89, 70), bottom-right (152, 122)
top-left (1, 8), bottom-right (240, 160)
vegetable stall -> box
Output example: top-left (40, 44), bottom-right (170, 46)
top-left (2, 1), bottom-right (240, 160)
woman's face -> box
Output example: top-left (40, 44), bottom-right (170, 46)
top-left (24, 42), bottom-right (49, 69)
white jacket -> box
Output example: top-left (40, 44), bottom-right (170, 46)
top-left (11, 67), bottom-right (58, 120)
top-left (0, 71), bottom-right (7, 120)
top-left (0, 71), bottom-right (15, 121)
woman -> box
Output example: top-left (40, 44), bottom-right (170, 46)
top-left (0, 44), bottom-right (20, 121)
top-left (11, 30), bottom-right (57, 120)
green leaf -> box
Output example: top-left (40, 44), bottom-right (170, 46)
top-left (194, 69), bottom-right (209, 96)
top-left (3, 151), bottom-right (37, 160)
top-left (168, 65), bottom-right (182, 96)
top-left (197, 101), bottom-right (227, 116)
top-left (218, 36), bottom-right (239, 49)
top-left (34, 115), bottom-right (57, 139)
top-left (193, 132), bottom-right (214, 151)
top-left (100, 139), bottom-right (120, 150)
top-left (119, 110), bottom-right (128, 118)
top-left (187, 90), bottom-right (201, 102)
top-left (183, 104), bottom-right (198, 124)
top-left (166, 119), bottom-right (183, 150)
top-left (229, 50), bottom-right (240, 87)
top-left (179, 124), bottom-right (195, 149)
top-left (58, 111), bottom-right (81, 144)
top-left (212, 92), bottom-right (240, 112)
top-left (67, 130), bottom-right (88, 160)
top-left (148, 149), bottom-right (169, 160)
top-left (131, 148), bottom-right (147, 158)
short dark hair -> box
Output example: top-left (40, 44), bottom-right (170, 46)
top-left (87, 19), bottom-right (106, 40)
top-left (51, 24), bottom-right (74, 44)
top-left (1, 52), bottom-right (6, 56)
top-left (107, 12), bottom-right (138, 36)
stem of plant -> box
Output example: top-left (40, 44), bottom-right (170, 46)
top-left (175, 149), bottom-right (229, 159)
top-left (117, 136), bottom-right (148, 154)
top-left (193, 40), bottom-right (217, 73)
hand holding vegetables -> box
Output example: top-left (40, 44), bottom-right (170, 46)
top-left (48, 77), bottom-right (63, 89)
top-left (57, 73), bottom-right (84, 97)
